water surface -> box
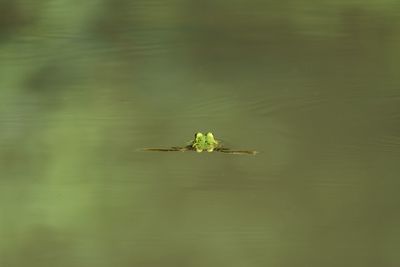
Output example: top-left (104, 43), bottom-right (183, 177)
top-left (1, 1), bottom-right (400, 266)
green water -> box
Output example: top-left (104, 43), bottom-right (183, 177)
top-left (1, 1), bottom-right (400, 266)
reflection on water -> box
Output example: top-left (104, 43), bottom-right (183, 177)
top-left (1, 1), bottom-right (400, 266)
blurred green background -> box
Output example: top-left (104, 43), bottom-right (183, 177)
top-left (1, 1), bottom-right (400, 266)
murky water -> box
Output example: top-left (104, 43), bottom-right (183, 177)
top-left (1, 1), bottom-right (400, 266)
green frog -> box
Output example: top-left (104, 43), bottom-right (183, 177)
top-left (142, 132), bottom-right (257, 155)
top-left (191, 132), bottom-right (219, 152)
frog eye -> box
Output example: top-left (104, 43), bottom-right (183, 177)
top-left (206, 132), bottom-right (214, 139)
top-left (195, 132), bottom-right (203, 139)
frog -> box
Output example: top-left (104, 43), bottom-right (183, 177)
top-left (142, 132), bottom-right (257, 155)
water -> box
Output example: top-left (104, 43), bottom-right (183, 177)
top-left (1, 1), bottom-right (400, 266)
